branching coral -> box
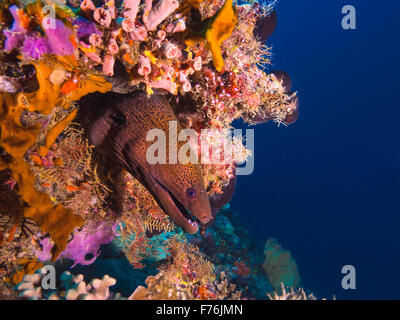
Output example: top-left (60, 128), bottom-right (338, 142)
top-left (16, 267), bottom-right (121, 300)
top-left (267, 282), bottom-right (317, 300)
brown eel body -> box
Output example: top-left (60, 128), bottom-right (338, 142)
top-left (79, 91), bottom-right (211, 234)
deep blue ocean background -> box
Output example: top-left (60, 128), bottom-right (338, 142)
top-left (232, 0), bottom-right (400, 299)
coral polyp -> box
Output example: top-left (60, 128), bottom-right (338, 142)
top-left (0, 0), bottom-right (300, 300)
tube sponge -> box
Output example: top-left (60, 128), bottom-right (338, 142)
top-left (144, 0), bottom-right (180, 31)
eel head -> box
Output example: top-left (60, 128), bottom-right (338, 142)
top-left (83, 91), bottom-right (211, 234)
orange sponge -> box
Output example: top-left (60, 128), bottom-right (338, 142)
top-left (0, 60), bottom-right (111, 259)
top-left (185, 0), bottom-right (238, 72)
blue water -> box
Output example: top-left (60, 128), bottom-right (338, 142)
top-left (232, 0), bottom-right (400, 299)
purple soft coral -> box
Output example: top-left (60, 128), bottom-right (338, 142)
top-left (36, 237), bottom-right (54, 262)
top-left (61, 221), bottom-right (117, 267)
top-left (22, 36), bottom-right (52, 60)
top-left (4, 7), bottom-right (75, 58)
top-left (9, 5), bottom-right (27, 32)
top-left (3, 5), bottom-right (26, 51)
top-left (36, 221), bottom-right (117, 267)
top-left (44, 19), bottom-right (76, 56)
top-left (73, 17), bottom-right (103, 39)
top-left (3, 30), bottom-right (25, 51)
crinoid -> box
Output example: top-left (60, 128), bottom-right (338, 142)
top-left (116, 174), bottom-right (177, 269)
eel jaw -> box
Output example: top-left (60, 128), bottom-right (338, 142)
top-left (139, 170), bottom-right (208, 234)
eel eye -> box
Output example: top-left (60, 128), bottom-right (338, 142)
top-left (110, 112), bottom-right (126, 126)
top-left (186, 188), bottom-right (196, 199)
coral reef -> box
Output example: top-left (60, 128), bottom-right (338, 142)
top-left (0, 0), bottom-right (303, 300)
top-left (5, 205), bottom-right (307, 300)
top-left (129, 235), bottom-right (241, 300)
top-left (14, 233), bottom-right (242, 300)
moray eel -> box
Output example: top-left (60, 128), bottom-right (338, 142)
top-left (80, 91), bottom-right (211, 234)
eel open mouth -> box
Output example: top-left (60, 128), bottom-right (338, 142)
top-left (125, 159), bottom-right (210, 234)
top-left (152, 177), bottom-right (200, 233)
